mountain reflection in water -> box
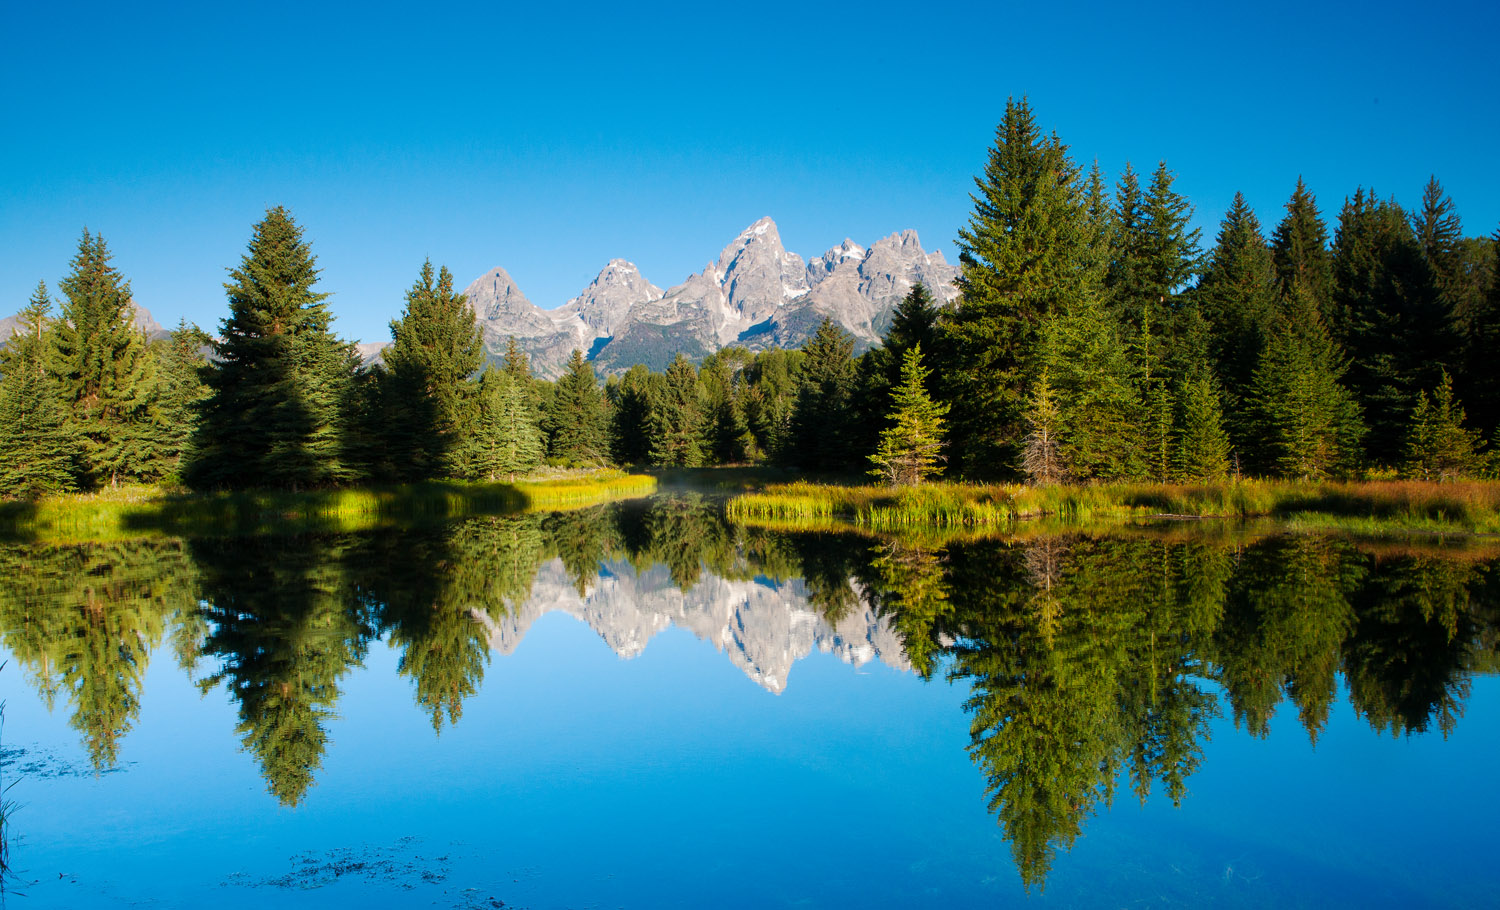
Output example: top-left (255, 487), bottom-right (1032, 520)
top-left (1, 492), bottom-right (1496, 891)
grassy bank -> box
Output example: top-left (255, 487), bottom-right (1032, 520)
top-left (0, 470), bottom-right (657, 542)
top-left (726, 479), bottom-right (1500, 535)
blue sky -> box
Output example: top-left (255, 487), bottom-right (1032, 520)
top-left (3, 0), bottom-right (1496, 344)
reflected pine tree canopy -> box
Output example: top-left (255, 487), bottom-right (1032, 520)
top-left (1, 496), bottom-right (1497, 885)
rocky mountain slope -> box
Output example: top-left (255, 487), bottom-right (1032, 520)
top-left (462, 217), bottom-right (958, 378)
top-left (478, 557), bottom-right (909, 693)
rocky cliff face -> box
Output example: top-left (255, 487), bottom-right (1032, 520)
top-left (460, 217), bottom-right (958, 378)
top-left (478, 557), bottom-right (909, 693)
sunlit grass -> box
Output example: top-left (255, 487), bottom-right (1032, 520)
top-left (0, 471), bottom-right (657, 542)
top-left (726, 478), bottom-right (1500, 535)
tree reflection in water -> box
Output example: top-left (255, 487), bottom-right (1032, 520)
top-left (0, 500), bottom-right (1496, 881)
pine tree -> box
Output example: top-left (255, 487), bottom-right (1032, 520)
top-left (1174, 374), bottom-right (1231, 482)
top-left (50, 230), bottom-right (159, 486)
top-left (1193, 192), bottom-right (1277, 426)
top-left (545, 349), bottom-right (606, 464)
top-left (868, 344), bottom-right (949, 485)
top-left (607, 363), bottom-right (656, 465)
top-left (942, 98), bottom-right (1097, 477)
top-left (1457, 230), bottom-right (1500, 439)
top-left (188, 207), bottom-right (358, 490)
top-left (1411, 176), bottom-right (1464, 304)
top-left (0, 283), bottom-right (84, 496)
top-left (381, 259), bottom-right (483, 480)
top-left (1403, 370), bottom-right (1485, 481)
top-left (1247, 279), bottom-right (1364, 479)
top-left (1270, 178), bottom-right (1335, 314)
top-left (460, 369), bottom-right (544, 481)
top-left (1021, 371), bottom-right (1065, 484)
top-left (1040, 294), bottom-right (1143, 481)
top-left (150, 320), bottom-right (211, 482)
top-left (787, 318), bottom-right (857, 471)
top-left (648, 354), bottom-right (704, 467)
top-left (1331, 188), bottom-right (1454, 464)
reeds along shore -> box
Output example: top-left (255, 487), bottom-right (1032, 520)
top-left (0, 471), bottom-right (658, 542)
top-left (725, 479), bottom-right (1500, 535)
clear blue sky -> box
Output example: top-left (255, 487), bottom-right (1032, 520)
top-left (3, 0), bottom-right (1496, 344)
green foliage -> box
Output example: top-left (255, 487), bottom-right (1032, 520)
top-left (545, 349), bottom-right (607, 464)
top-left (50, 231), bottom-right (161, 486)
top-left (943, 98), bottom-right (1098, 477)
top-left (380, 260), bottom-right (484, 480)
top-left (649, 354), bottom-right (705, 467)
top-left (0, 284), bottom-right (84, 496)
top-left (787, 318), bottom-right (857, 471)
top-left (458, 368), bottom-right (545, 481)
top-left (607, 363), bottom-right (656, 464)
top-left (1404, 370), bottom-right (1487, 481)
top-left (868, 345), bottom-right (949, 485)
top-left (1040, 293), bottom-right (1143, 481)
top-left (1247, 279), bottom-right (1365, 479)
top-left (1270, 177), bottom-right (1335, 313)
top-left (1174, 374), bottom-right (1231, 481)
top-left (188, 207), bottom-right (358, 491)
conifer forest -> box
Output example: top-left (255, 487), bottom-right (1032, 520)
top-left (2, 98), bottom-right (1497, 499)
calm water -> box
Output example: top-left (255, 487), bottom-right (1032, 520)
top-left (1, 494), bottom-right (1497, 908)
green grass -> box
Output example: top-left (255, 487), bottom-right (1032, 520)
top-left (0, 470), bottom-right (657, 542)
top-left (726, 478), bottom-right (1500, 535)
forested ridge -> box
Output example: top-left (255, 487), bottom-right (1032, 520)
top-left (2, 100), bottom-right (1496, 496)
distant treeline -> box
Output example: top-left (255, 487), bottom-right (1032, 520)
top-left (2, 97), bottom-right (1497, 495)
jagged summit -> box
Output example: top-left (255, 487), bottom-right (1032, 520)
top-left (460, 217), bottom-right (959, 378)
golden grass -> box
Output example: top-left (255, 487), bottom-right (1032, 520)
top-left (726, 478), bottom-right (1500, 535)
top-left (0, 471), bottom-right (658, 542)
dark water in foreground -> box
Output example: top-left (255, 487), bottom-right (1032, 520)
top-left (1, 494), bottom-right (1497, 907)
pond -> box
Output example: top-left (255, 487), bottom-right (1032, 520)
top-left (1, 493), bottom-right (1496, 907)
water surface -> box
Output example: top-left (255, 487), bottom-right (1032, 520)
top-left (1, 494), bottom-right (1496, 907)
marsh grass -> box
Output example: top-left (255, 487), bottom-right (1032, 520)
top-left (727, 479), bottom-right (1500, 535)
top-left (0, 471), bottom-right (657, 542)
top-left (0, 661), bottom-right (15, 899)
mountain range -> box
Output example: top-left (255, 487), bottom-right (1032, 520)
top-left (461, 216), bottom-right (959, 378)
top-left (479, 557), bottom-right (908, 693)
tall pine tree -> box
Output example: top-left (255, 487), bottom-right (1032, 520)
top-left (1193, 192), bottom-right (1277, 429)
top-left (545, 349), bottom-right (607, 464)
top-left (941, 98), bottom-right (1097, 478)
top-left (188, 207), bottom-right (358, 490)
top-left (0, 283), bottom-right (84, 495)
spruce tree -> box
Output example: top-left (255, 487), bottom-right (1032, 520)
top-left (1021, 371), bottom-right (1064, 484)
top-left (1247, 279), bottom-right (1364, 479)
top-left (787, 318), bottom-right (857, 471)
top-left (545, 349), bottom-right (607, 464)
top-left (50, 230), bottom-right (159, 486)
top-left (1270, 178), bottom-right (1335, 314)
top-left (1331, 189), bottom-right (1454, 464)
top-left (1403, 370), bottom-right (1485, 481)
top-left (460, 369), bottom-right (544, 481)
top-left (0, 283), bottom-right (84, 496)
top-left (942, 98), bottom-right (1096, 477)
top-left (648, 354), bottom-right (705, 467)
top-left (150, 320), bottom-right (211, 483)
top-left (607, 363), bottom-right (656, 465)
top-left (1457, 230), bottom-right (1500, 439)
top-left (382, 259), bottom-right (483, 480)
top-left (1039, 293), bottom-right (1143, 481)
top-left (868, 344), bottom-right (949, 485)
top-left (1193, 192), bottom-right (1277, 426)
top-left (1411, 176), bottom-right (1464, 304)
top-left (188, 207), bottom-right (358, 490)
top-left (1174, 374), bottom-right (1231, 482)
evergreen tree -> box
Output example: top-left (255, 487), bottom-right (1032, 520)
top-left (150, 320), bottom-right (211, 482)
top-left (1174, 374), bottom-right (1231, 482)
top-left (1411, 176), bottom-right (1464, 305)
top-left (1270, 177), bottom-right (1335, 314)
top-left (1193, 192), bottom-right (1277, 428)
top-left (545, 349), bottom-right (607, 464)
top-left (1457, 230), bottom-right (1500, 439)
top-left (0, 283), bottom-right (84, 495)
top-left (787, 318), bottom-right (857, 471)
top-left (648, 354), bottom-right (704, 467)
top-left (50, 230), bottom-right (159, 486)
top-left (741, 348), bottom-right (803, 460)
top-left (699, 348), bottom-right (754, 464)
top-left (1247, 280), bottom-right (1364, 479)
top-left (868, 344), bottom-right (948, 485)
top-left (1021, 371), bottom-right (1065, 485)
top-left (381, 260), bottom-right (483, 480)
top-left (188, 208), bottom-right (358, 490)
top-left (942, 98), bottom-right (1097, 477)
top-left (1040, 294), bottom-right (1143, 481)
top-left (1403, 370), bottom-right (1486, 481)
top-left (1331, 189), bottom-right (1454, 464)
top-left (459, 368), bottom-right (544, 481)
top-left (607, 363), bottom-right (656, 464)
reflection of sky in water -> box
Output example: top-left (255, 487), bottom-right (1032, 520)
top-left (3, 545), bottom-right (1499, 907)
